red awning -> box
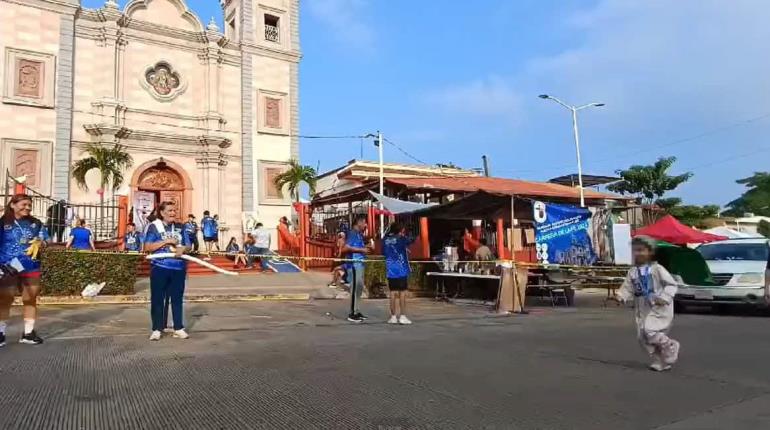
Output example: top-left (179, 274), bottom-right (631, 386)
top-left (632, 215), bottom-right (728, 245)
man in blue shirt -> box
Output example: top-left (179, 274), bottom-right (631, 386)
top-left (341, 215), bottom-right (371, 323)
top-left (66, 219), bottom-right (94, 251)
top-left (123, 222), bottom-right (142, 252)
top-left (200, 210), bottom-right (218, 258)
top-left (183, 214), bottom-right (199, 253)
top-left (383, 222), bottom-right (415, 325)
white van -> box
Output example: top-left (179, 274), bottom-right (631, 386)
top-left (675, 238), bottom-right (769, 308)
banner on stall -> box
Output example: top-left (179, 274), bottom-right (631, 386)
top-left (533, 201), bottom-right (596, 265)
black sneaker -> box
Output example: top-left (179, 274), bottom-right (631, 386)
top-left (0, 332), bottom-right (5, 347)
top-left (355, 312), bottom-right (368, 320)
top-left (347, 314), bottom-right (363, 323)
top-left (19, 331), bottom-right (43, 345)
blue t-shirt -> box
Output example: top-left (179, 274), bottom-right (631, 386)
top-left (201, 216), bottom-right (217, 238)
top-left (383, 234), bottom-right (413, 279)
top-left (69, 226), bottom-right (92, 250)
top-left (124, 231), bottom-right (142, 252)
top-left (0, 217), bottom-right (49, 273)
top-left (145, 221), bottom-right (190, 271)
top-left (345, 229), bottom-right (366, 268)
top-left (183, 221), bottom-right (198, 240)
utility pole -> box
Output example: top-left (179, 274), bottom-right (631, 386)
top-left (539, 94), bottom-right (605, 208)
top-left (377, 131), bottom-right (384, 237)
top-left (482, 155), bottom-right (490, 177)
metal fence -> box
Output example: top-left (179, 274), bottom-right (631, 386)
top-left (2, 171), bottom-right (121, 242)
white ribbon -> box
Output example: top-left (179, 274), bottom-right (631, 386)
top-left (146, 253), bottom-right (239, 276)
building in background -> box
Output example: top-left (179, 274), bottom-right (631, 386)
top-left (0, 0), bottom-right (300, 241)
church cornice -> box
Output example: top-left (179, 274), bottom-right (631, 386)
top-left (1, 0), bottom-right (78, 15)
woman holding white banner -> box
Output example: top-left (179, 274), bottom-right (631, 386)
top-left (143, 201), bottom-right (191, 341)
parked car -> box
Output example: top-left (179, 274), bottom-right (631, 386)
top-left (675, 238), bottom-right (769, 310)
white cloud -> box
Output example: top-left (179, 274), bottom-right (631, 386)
top-left (423, 76), bottom-right (521, 118)
top-left (306, 0), bottom-right (374, 53)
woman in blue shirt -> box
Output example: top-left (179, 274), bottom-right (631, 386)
top-left (383, 222), bottom-right (415, 325)
top-left (66, 219), bottom-right (95, 251)
top-left (144, 201), bottom-right (190, 341)
top-left (0, 194), bottom-right (50, 346)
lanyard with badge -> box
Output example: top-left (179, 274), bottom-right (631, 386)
top-left (15, 220), bottom-right (31, 245)
top-left (634, 265), bottom-right (652, 298)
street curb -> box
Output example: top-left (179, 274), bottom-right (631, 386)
top-left (14, 294), bottom-right (311, 306)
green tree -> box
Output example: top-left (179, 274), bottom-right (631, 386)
top-left (72, 143), bottom-right (134, 202)
top-left (758, 220), bottom-right (770, 238)
top-left (72, 143), bottom-right (133, 236)
top-left (722, 172), bottom-right (770, 217)
top-left (273, 159), bottom-right (317, 202)
top-left (608, 157), bottom-right (693, 205)
top-left (666, 204), bottom-right (721, 228)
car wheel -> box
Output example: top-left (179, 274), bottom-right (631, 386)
top-left (674, 301), bottom-right (687, 314)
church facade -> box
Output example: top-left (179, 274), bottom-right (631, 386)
top-left (0, 0), bottom-right (300, 236)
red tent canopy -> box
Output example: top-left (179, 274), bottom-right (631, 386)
top-left (632, 215), bottom-right (728, 245)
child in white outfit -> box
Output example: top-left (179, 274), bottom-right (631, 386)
top-left (617, 236), bottom-right (681, 372)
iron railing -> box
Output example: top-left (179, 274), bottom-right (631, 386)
top-left (2, 171), bottom-right (121, 242)
top-left (265, 24), bottom-right (280, 42)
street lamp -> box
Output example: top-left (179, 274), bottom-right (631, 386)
top-left (539, 94), bottom-right (605, 207)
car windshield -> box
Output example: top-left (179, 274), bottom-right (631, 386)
top-left (698, 243), bottom-right (769, 261)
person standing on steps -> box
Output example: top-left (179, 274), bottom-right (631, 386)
top-left (201, 210), bottom-right (217, 259)
top-left (144, 201), bottom-right (191, 341)
top-left (341, 215), bottom-right (372, 323)
top-left (383, 223), bottom-right (415, 325)
top-left (0, 194), bottom-right (50, 346)
top-left (183, 214), bottom-right (199, 254)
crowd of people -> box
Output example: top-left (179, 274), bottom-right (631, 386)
top-left (0, 194), bottom-right (683, 372)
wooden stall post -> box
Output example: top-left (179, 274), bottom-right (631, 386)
top-left (419, 217), bottom-right (430, 259)
top-left (117, 195), bottom-right (128, 248)
top-left (496, 218), bottom-right (505, 259)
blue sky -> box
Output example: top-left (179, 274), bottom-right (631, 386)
top-left (82, 0), bottom-right (770, 207)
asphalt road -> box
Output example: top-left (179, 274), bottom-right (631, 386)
top-left (1, 299), bottom-right (770, 430)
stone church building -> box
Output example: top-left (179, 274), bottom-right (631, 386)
top-left (0, 0), bottom-right (300, 237)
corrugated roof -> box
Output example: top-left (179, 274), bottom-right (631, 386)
top-left (386, 176), bottom-right (627, 200)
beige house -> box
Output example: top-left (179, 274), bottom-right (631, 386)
top-left (0, 0), bottom-right (300, 240)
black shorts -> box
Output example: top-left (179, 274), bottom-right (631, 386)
top-left (204, 236), bottom-right (217, 242)
top-left (388, 277), bottom-right (408, 291)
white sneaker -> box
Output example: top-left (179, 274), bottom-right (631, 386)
top-left (149, 331), bottom-right (161, 341)
top-left (173, 329), bottom-right (189, 339)
top-left (387, 315), bottom-right (399, 324)
top-left (398, 315), bottom-right (412, 325)
top-left (649, 361), bottom-right (671, 372)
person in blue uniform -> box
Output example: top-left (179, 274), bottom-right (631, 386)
top-left (383, 223), bottom-right (415, 325)
top-left (341, 216), bottom-right (372, 323)
top-left (123, 222), bottom-right (142, 252)
top-left (200, 210), bottom-right (218, 258)
top-left (183, 214), bottom-right (199, 254)
top-left (144, 201), bottom-right (190, 341)
top-left (65, 219), bottom-right (95, 251)
top-left (0, 194), bottom-right (49, 346)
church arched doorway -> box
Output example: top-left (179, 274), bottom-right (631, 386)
top-left (130, 158), bottom-right (192, 223)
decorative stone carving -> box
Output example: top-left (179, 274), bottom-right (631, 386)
top-left (265, 97), bottom-right (281, 128)
top-left (13, 149), bottom-right (38, 187)
top-left (139, 61), bottom-right (187, 102)
top-left (3, 48), bottom-right (55, 108)
top-left (15, 59), bottom-right (43, 98)
top-left (138, 166), bottom-right (184, 190)
top-left (146, 63), bottom-right (180, 95)
top-left (265, 167), bottom-right (282, 198)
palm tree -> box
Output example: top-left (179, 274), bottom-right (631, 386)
top-left (273, 159), bottom-right (317, 202)
top-left (72, 143), bottom-right (133, 235)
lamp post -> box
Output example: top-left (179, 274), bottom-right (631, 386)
top-left (539, 94), bottom-right (604, 207)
